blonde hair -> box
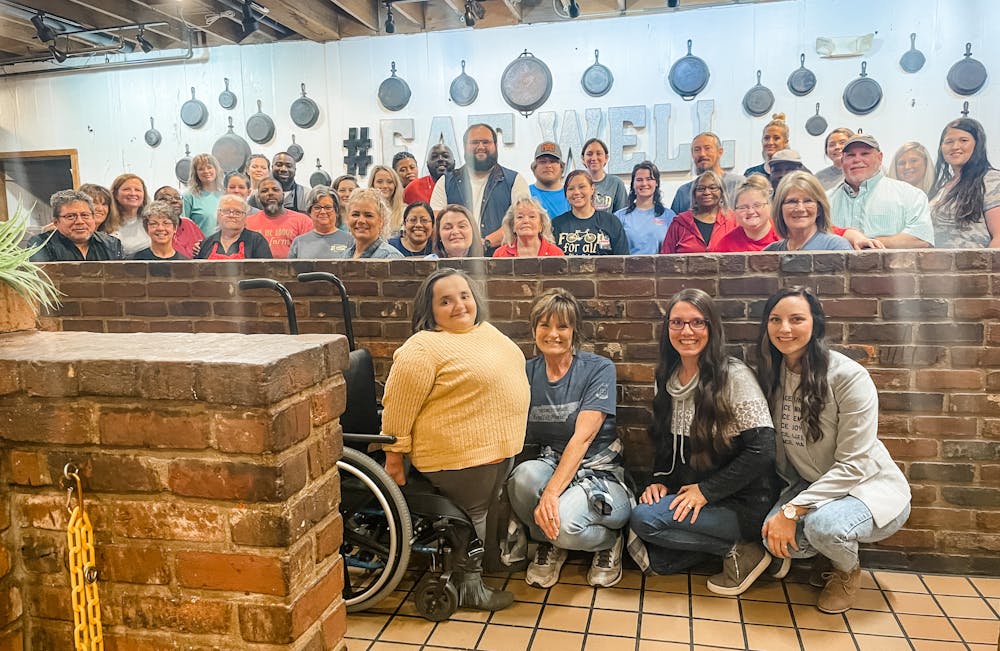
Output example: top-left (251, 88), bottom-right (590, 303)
top-left (772, 171), bottom-right (832, 238)
top-left (734, 174), bottom-right (773, 206)
top-left (500, 196), bottom-right (555, 246)
top-left (188, 153), bottom-right (223, 194)
top-left (367, 165), bottom-right (404, 235)
top-left (887, 141), bottom-right (935, 195)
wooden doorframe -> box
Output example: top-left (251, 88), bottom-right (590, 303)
top-left (0, 148), bottom-right (80, 220)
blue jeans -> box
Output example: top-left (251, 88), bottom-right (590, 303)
top-left (630, 496), bottom-right (741, 574)
top-left (762, 480), bottom-right (911, 572)
top-left (507, 459), bottom-right (631, 552)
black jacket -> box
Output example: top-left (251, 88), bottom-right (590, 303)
top-left (28, 230), bottom-right (124, 262)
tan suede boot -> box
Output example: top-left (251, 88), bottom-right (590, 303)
top-left (817, 565), bottom-right (861, 613)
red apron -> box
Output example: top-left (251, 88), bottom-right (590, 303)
top-left (206, 241), bottom-right (246, 260)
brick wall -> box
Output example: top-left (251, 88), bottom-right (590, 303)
top-left (0, 330), bottom-right (349, 650)
top-left (34, 250), bottom-right (1000, 574)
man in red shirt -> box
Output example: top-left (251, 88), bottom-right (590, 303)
top-left (403, 144), bottom-right (455, 205)
top-left (246, 177), bottom-right (313, 258)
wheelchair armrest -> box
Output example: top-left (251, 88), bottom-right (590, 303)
top-left (342, 432), bottom-right (397, 445)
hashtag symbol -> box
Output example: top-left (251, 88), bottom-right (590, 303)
top-left (343, 127), bottom-right (373, 177)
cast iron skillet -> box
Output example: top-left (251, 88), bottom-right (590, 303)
top-left (843, 61), bottom-right (882, 115)
top-left (180, 87), bottom-right (208, 128)
top-left (287, 134), bottom-right (304, 162)
top-left (667, 39), bottom-right (709, 101)
top-left (581, 50), bottom-right (614, 98)
top-left (291, 83), bottom-right (321, 127)
top-left (805, 103), bottom-right (828, 137)
top-left (175, 145), bottom-right (192, 184)
top-left (947, 43), bottom-right (988, 96)
top-left (743, 70), bottom-right (775, 117)
top-left (449, 60), bottom-right (479, 106)
top-left (219, 77), bottom-right (238, 109)
top-left (310, 158), bottom-right (332, 187)
top-left (246, 100), bottom-right (275, 144)
top-left (212, 116), bottom-right (252, 173)
top-left (144, 117), bottom-right (161, 148)
top-left (899, 34), bottom-right (926, 73)
top-left (787, 53), bottom-right (817, 96)
top-left (378, 63), bottom-right (412, 112)
top-left (500, 50), bottom-right (553, 117)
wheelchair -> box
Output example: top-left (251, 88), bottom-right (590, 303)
top-left (239, 273), bottom-right (495, 621)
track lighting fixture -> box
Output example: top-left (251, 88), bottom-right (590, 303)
top-left (667, 0), bottom-right (679, 6)
top-left (464, 1), bottom-right (475, 26)
top-left (240, 0), bottom-right (259, 40)
top-left (48, 44), bottom-right (67, 63)
top-left (568, 0), bottom-right (580, 17)
top-left (31, 13), bottom-right (56, 43)
top-left (136, 26), bottom-right (154, 53)
top-left (384, 1), bottom-right (395, 33)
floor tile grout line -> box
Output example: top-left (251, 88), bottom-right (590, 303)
top-left (868, 573), bottom-right (919, 651)
top-left (778, 576), bottom-right (808, 651)
top-left (913, 572), bottom-right (975, 649)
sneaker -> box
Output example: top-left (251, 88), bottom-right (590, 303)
top-left (809, 555), bottom-right (832, 588)
top-left (588, 534), bottom-right (624, 588)
top-left (706, 541), bottom-right (771, 596)
top-left (817, 565), bottom-right (861, 613)
top-left (526, 543), bottom-right (568, 589)
top-left (767, 555), bottom-right (792, 580)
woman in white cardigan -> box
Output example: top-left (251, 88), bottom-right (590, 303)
top-left (753, 286), bottom-right (910, 614)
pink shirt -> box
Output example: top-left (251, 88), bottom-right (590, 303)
top-left (246, 210), bottom-right (313, 258)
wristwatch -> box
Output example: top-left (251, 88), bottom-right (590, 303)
top-left (781, 503), bottom-right (801, 521)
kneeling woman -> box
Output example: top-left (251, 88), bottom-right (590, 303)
top-left (507, 289), bottom-right (632, 589)
top-left (755, 287), bottom-right (910, 613)
top-left (381, 269), bottom-right (529, 611)
top-left (630, 289), bottom-right (778, 596)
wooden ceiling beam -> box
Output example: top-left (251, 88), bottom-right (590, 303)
top-left (251, 0), bottom-right (341, 42)
top-left (389, 1), bottom-right (424, 27)
top-left (329, 0), bottom-right (379, 32)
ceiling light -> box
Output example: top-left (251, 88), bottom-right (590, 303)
top-left (136, 26), bottom-right (154, 53)
top-left (667, 0), bottom-right (679, 6)
top-left (471, 0), bottom-right (486, 19)
top-left (568, 0), bottom-right (580, 17)
top-left (31, 13), bottom-right (56, 43)
top-left (240, 0), bottom-right (259, 40)
top-left (48, 44), bottom-right (67, 63)
top-left (463, 1), bottom-right (476, 26)
top-left (384, 1), bottom-right (395, 33)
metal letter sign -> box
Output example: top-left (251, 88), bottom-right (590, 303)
top-left (608, 106), bottom-right (647, 174)
top-left (380, 119), bottom-right (415, 166)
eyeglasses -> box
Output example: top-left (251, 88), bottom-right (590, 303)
top-left (311, 205), bottom-right (338, 213)
top-left (668, 318), bottom-right (708, 331)
top-left (782, 198), bottom-right (817, 207)
top-left (59, 212), bottom-right (94, 222)
top-left (467, 139), bottom-right (494, 148)
top-left (694, 185), bottom-right (721, 193)
top-left (218, 208), bottom-right (246, 217)
top-left (405, 217), bottom-right (432, 225)
top-left (734, 202), bottom-right (768, 212)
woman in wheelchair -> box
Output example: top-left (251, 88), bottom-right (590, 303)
top-left (507, 288), bottom-right (634, 588)
top-left (381, 268), bottom-right (530, 611)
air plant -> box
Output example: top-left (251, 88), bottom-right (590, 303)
top-left (0, 204), bottom-right (61, 312)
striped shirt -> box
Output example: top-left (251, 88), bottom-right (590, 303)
top-left (827, 172), bottom-right (935, 245)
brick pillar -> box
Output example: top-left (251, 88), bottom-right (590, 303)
top-left (0, 331), bottom-right (350, 650)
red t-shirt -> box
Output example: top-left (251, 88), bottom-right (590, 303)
top-left (492, 238), bottom-right (565, 257)
top-left (173, 217), bottom-right (204, 259)
top-left (403, 176), bottom-right (436, 205)
top-left (246, 210), bottom-right (313, 258)
top-left (709, 225), bottom-right (780, 252)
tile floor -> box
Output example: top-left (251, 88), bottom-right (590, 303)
top-left (345, 556), bottom-right (1000, 651)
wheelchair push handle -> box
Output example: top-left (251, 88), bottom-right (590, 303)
top-left (296, 272), bottom-right (356, 350)
top-left (238, 278), bottom-right (298, 335)
top-left (342, 433), bottom-right (397, 445)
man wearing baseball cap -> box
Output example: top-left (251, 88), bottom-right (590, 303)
top-left (765, 149), bottom-right (810, 193)
top-left (827, 134), bottom-right (934, 248)
top-left (529, 141), bottom-right (570, 219)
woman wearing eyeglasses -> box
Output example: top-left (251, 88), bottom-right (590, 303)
top-left (629, 288), bottom-right (778, 596)
top-left (764, 172), bottom-right (851, 252)
top-left (660, 170), bottom-right (736, 254)
top-left (196, 194), bottom-right (272, 260)
top-left (389, 202), bottom-right (435, 257)
top-left (710, 176), bottom-right (779, 252)
top-left (288, 187), bottom-right (353, 259)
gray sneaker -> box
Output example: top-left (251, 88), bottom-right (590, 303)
top-left (587, 534), bottom-right (624, 588)
top-left (706, 541), bottom-right (771, 596)
top-left (526, 543), bottom-right (568, 589)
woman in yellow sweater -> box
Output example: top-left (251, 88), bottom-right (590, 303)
top-left (382, 268), bottom-right (530, 611)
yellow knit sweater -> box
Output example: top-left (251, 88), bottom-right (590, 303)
top-left (381, 322), bottom-right (529, 472)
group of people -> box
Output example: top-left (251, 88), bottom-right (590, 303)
top-left (378, 269), bottom-right (910, 617)
top-left (26, 114), bottom-right (997, 262)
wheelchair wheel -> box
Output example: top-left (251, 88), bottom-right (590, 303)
top-left (413, 575), bottom-right (459, 622)
top-left (339, 447), bottom-right (412, 612)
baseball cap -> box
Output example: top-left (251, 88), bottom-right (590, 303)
top-left (534, 141), bottom-right (563, 161)
top-left (765, 149), bottom-right (804, 174)
top-left (842, 134), bottom-right (880, 151)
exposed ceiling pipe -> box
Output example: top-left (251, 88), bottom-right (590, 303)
top-left (0, 0), bottom-right (123, 48)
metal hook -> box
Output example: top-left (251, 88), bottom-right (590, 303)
top-left (62, 463), bottom-right (84, 514)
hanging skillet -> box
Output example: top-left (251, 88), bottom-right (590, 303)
top-left (449, 60), bottom-right (479, 107)
top-left (667, 39), bottom-right (710, 101)
top-left (947, 43), bottom-right (988, 96)
top-left (805, 103), bottom-right (828, 137)
top-left (212, 116), bottom-right (252, 173)
top-left (581, 50), bottom-right (614, 98)
top-left (218, 77), bottom-right (238, 109)
top-left (378, 63), bottom-right (412, 112)
top-left (180, 87), bottom-right (208, 128)
top-left (175, 145), bottom-right (192, 184)
top-left (500, 50), bottom-right (553, 117)
top-left (742, 70), bottom-right (775, 117)
top-left (144, 117), bottom-right (161, 148)
top-left (310, 158), bottom-right (332, 187)
top-left (787, 53), bottom-right (817, 96)
top-left (291, 83), bottom-right (321, 128)
top-left (246, 99), bottom-right (275, 144)
top-left (287, 134), bottom-right (304, 162)
top-left (899, 34), bottom-right (926, 73)
top-left (843, 61), bottom-right (883, 115)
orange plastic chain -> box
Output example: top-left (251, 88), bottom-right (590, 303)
top-left (64, 464), bottom-right (103, 651)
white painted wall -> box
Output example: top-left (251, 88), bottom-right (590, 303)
top-left (0, 0), bottom-right (995, 210)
